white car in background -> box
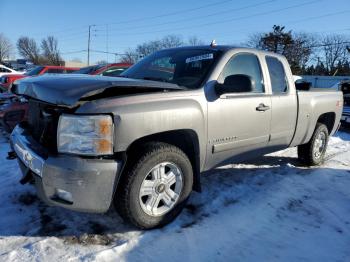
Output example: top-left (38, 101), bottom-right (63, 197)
top-left (0, 64), bottom-right (24, 77)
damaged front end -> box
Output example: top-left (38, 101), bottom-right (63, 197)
top-left (10, 123), bottom-right (123, 213)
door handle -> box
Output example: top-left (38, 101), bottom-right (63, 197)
top-left (256, 103), bottom-right (270, 111)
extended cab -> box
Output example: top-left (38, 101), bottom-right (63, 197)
top-left (10, 46), bottom-right (343, 229)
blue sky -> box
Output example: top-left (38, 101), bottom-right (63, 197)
top-left (1, 0), bottom-right (349, 64)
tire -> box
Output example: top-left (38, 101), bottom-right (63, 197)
top-left (115, 142), bottom-right (193, 229)
top-left (297, 123), bottom-right (329, 166)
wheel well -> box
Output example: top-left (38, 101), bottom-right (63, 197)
top-left (317, 112), bottom-right (336, 134)
top-left (125, 129), bottom-right (201, 192)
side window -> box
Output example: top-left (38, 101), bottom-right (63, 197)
top-left (102, 67), bottom-right (128, 77)
top-left (218, 53), bottom-right (264, 93)
top-left (266, 56), bottom-right (288, 93)
top-left (0, 67), bottom-right (10, 73)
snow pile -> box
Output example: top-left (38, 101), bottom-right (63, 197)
top-left (0, 129), bottom-right (349, 262)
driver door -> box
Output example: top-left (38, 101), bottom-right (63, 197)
top-left (206, 52), bottom-right (272, 169)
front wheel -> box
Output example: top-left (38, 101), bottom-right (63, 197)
top-left (115, 142), bottom-right (193, 229)
top-left (298, 123), bottom-right (329, 166)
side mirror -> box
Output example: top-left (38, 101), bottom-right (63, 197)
top-left (215, 74), bottom-right (253, 96)
top-left (295, 81), bottom-right (311, 91)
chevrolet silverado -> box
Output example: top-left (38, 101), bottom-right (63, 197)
top-left (10, 46), bottom-right (343, 229)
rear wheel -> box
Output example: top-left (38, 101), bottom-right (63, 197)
top-left (298, 123), bottom-right (329, 166)
top-left (115, 142), bottom-right (193, 229)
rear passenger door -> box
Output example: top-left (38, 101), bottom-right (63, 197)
top-left (265, 56), bottom-right (298, 149)
top-left (206, 52), bottom-right (272, 169)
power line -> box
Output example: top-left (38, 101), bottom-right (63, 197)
top-left (107, 0), bottom-right (321, 37)
top-left (56, 32), bottom-right (89, 42)
top-left (285, 10), bottom-right (350, 26)
top-left (89, 49), bottom-right (129, 56)
top-left (308, 41), bottom-right (350, 49)
top-left (30, 26), bottom-right (88, 37)
top-left (87, 25), bottom-right (96, 65)
top-left (104, 0), bottom-right (277, 33)
top-left (27, 0), bottom-right (234, 40)
top-left (196, 10), bottom-right (350, 43)
top-left (60, 40), bottom-right (350, 57)
top-left (94, 0), bottom-right (234, 27)
top-left (60, 50), bottom-right (87, 55)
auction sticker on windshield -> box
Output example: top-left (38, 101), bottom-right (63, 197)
top-left (185, 53), bottom-right (214, 63)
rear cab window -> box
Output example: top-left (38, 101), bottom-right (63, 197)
top-left (266, 56), bottom-right (289, 94)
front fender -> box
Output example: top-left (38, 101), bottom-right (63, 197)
top-left (77, 91), bottom-right (208, 170)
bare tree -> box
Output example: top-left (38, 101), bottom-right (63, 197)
top-left (187, 36), bottom-right (205, 46)
top-left (41, 36), bottom-right (62, 65)
top-left (124, 35), bottom-right (185, 62)
top-left (136, 40), bottom-right (163, 58)
top-left (95, 60), bottom-right (108, 65)
top-left (246, 33), bottom-right (263, 49)
top-left (17, 37), bottom-right (40, 64)
top-left (0, 34), bottom-right (13, 63)
top-left (320, 34), bottom-right (349, 74)
top-left (284, 33), bottom-right (317, 74)
top-left (120, 49), bottom-right (139, 64)
top-left (161, 35), bottom-right (184, 48)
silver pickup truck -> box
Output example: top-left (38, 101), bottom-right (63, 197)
top-left (10, 46), bottom-right (343, 229)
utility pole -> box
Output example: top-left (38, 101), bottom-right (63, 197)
top-left (106, 24), bottom-right (109, 63)
top-left (87, 25), bottom-right (95, 66)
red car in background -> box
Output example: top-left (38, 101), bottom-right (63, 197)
top-left (0, 63), bottom-right (132, 133)
top-left (73, 63), bottom-right (132, 76)
top-left (0, 97), bottom-right (28, 133)
top-left (0, 65), bottom-right (79, 91)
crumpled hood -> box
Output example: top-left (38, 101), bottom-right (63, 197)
top-left (14, 74), bottom-right (184, 107)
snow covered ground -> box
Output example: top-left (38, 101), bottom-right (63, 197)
top-left (0, 128), bottom-right (349, 262)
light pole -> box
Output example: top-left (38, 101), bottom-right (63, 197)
top-left (87, 25), bottom-right (95, 65)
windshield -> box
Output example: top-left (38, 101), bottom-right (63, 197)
top-left (24, 66), bottom-right (44, 76)
top-left (74, 64), bottom-right (106, 74)
top-left (121, 49), bottom-right (221, 89)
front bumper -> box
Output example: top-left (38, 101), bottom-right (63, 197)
top-left (10, 125), bottom-right (123, 213)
